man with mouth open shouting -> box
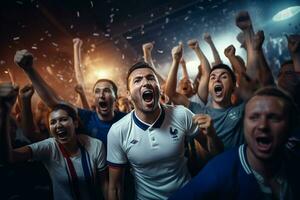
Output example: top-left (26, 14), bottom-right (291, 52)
top-left (169, 87), bottom-right (300, 200)
top-left (14, 49), bottom-right (126, 147)
top-left (107, 62), bottom-right (223, 200)
top-left (166, 42), bottom-right (244, 150)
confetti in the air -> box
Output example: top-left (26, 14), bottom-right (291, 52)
top-left (52, 42), bottom-right (58, 47)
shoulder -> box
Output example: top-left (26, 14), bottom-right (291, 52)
top-left (188, 101), bottom-right (206, 114)
top-left (108, 112), bottom-right (133, 138)
top-left (29, 137), bottom-right (55, 149)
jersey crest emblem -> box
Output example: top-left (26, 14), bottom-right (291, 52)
top-left (169, 127), bottom-right (178, 139)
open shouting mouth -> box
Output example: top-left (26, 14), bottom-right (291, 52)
top-left (142, 90), bottom-right (154, 104)
top-left (214, 84), bottom-right (223, 97)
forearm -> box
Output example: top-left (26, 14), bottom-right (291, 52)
top-left (193, 47), bottom-right (211, 77)
top-left (0, 108), bottom-right (13, 164)
top-left (254, 49), bottom-right (274, 86)
top-left (108, 185), bottom-right (123, 200)
top-left (206, 132), bottom-right (224, 156)
top-left (243, 27), bottom-right (258, 80)
top-left (165, 60), bottom-right (180, 98)
top-left (24, 68), bottom-right (60, 108)
top-left (144, 50), bottom-right (165, 83)
top-left (74, 45), bottom-right (86, 89)
top-left (228, 56), bottom-right (246, 77)
top-left (143, 50), bottom-right (155, 68)
top-left (20, 98), bottom-right (37, 142)
top-left (181, 62), bottom-right (189, 79)
top-left (292, 54), bottom-right (300, 71)
top-left (208, 42), bottom-right (222, 65)
top-left (78, 92), bottom-right (90, 110)
top-left (193, 72), bottom-right (201, 94)
top-left (193, 48), bottom-right (210, 103)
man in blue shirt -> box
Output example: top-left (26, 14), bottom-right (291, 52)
top-left (169, 87), bottom-right (300, 200)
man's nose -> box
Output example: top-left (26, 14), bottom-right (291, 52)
top-left (257, 117), bottom-right (269, 131)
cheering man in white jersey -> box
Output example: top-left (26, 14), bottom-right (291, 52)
top-left (107, 57), bottom-right (223, 200)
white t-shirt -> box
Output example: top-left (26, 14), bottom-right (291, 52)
top-left (29, 134), bottom-right (106, 200)
top-left (107, 104), bottom-right (199, 200)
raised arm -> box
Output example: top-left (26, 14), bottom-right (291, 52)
top-left (236, 11), bottom-right (274, 86)
top-left (224, 45), bottom-right (246, 82)
top-left (180, 57), bottom-right (189, 79)
top-left (287, 34), bottom-right (300, 71)
top-left (14, 50), bottom-right (62, 109)
top-left (143, 42), bottom-right (166, 83)
top-left (75, 84), bottom-right (90, 110)
top-left (108, 167), bottom-right (125, 200)
top-left (19, 84), bottom-right (37, 142)
top-left (188, 39), bottom-right (211, 104)
top-left (0, 82), bottom-right (32, 164)
top-left (7, 68), bottom-right (22, 113)
top-left (73, 38), bottom-right (88, 91)
top-left (204, 33), bottom-right (222, 65)
top-left (193, 114), bottom-right (224, 156)
top-left (165, 44), bottom-right (190, 107)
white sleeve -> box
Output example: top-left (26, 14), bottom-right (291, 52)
top-left (107, 124), bottom-right (128, 167)
top-left (28, 138), bottom-right (53, 161)
top-left (95, 140), bottom-right (107, 173)
top-left (183, 106), bottom-right (199, 138)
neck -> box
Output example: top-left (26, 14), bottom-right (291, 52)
top-left (135, 105), bottom-right (161, 124)
top-left (62, 138), bottom-right (79, 157)
top-left (97, 111), bottom-right (114, 121)
top-left (211, 99), bottom-right (232, 109)
top-left (246, 147), bottom-right (282, 179)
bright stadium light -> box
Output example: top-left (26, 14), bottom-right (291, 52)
top-left (272, 6), bottom-right (300, 21)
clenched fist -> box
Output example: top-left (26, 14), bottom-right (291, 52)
top-left (14, 49), bottom-right (33, 71)
top-left (193, 114), bottom-right (215, 137)
top-left (143, 42), bottom-right (154, 53)
top-left (187, 39), bottom-right (199, 50)
top-left (0, 82), bottom-right (19, 111)
top-left (171, 44), bottom-right (183, 62)
top-left (224, 45), bottom-right (236, 58)
top-left (236, 11), bottom-right (252, 30)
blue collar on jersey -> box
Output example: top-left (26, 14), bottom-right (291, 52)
top-left (133, 106), bottom-right (165, 131)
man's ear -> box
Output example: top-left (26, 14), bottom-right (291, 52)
top-left (127, 90), bottom-right (132, 102)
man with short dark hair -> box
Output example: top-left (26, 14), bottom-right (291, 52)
top-left (188, 63), bottom-right (245, 149)
top-left (107, 61), bottom-right (223, 200)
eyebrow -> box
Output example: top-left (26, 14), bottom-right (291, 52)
top-left (210, 71), bottom-right (229, 77)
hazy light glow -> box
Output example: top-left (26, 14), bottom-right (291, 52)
top-left (272, 6), bottom-right (300, 21)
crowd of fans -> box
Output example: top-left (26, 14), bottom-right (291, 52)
top-left (0, 10), bottom-right (299, 200)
